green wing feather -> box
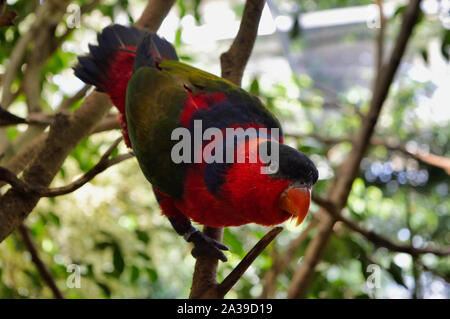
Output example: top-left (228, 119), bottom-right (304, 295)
top-left (126, 60), bottom-right (280, 199)
top-left (126, 60), bottom-right (236, 198)
top-left (157, 60), bottom-right (235, 91)
top-left (126, 65), bottom-right (189, 198)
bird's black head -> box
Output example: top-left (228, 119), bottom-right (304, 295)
top-left (259, 141), bottom-right (319, 226)
top-left (262, 141), bottom-right (319, 187)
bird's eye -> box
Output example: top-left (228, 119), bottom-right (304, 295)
top-left (266, 161), bottom-right (279, 174)
top-left (193, 84), bottom-right (205, 90)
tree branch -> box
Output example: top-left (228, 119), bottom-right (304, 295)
top-left (135, 0), bottom-right (176, 32)
top-left (0, 133), bottom-right (47, 188)
top-left (91, 114), bottom-right (121, 133)
top-left (287, 133), bottom-right (450, 175)
top-left (0, 0), bottom-right (175, 243)
top-left (0, 112), bottom-right (121, 190)
top-left (1, 0), bottom-right (72, 108)
top-left (58, 85), bottom-right (92, 111)
top-left (216, 227), bottom-right (282, 298)
top-left (416, 259), bottom-right (450, 283)
top-left (374, 0), bottom-right (386, 79)
top-left (0, 138), bottom-right (133, 197)
top-left (22, 1), bottom-right (99, 113)
top-left (371, 137), bottom-right (450, 175)
top-left (17, 224), bottom-right (64, 299)
top-left (191, 227), bottom-right (283, 298)
top-left (260, 220), bottom-right (317, 298)
top-left (190, 0), bottom-right (266, 299)
top-left (39, 153), bottom-right (133, 197)
top-left (312, 194), bottom-right (450, 257)
top-left (0, 85), bottom-right (92, 129)
top-left (0, 10), bottom-right (17, 28)
top-left (220, 0), bottom-right (265, 87)
top-left (287, 0), bottom-right (423, 299)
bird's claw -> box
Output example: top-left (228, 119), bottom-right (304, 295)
top-left (188, 231), bottom-right (229, 262)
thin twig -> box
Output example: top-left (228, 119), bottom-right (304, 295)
top-left (0, 0), bottom-right (174, 243)
top-left (287, 0), bottom-right (424, 299)
top-left (57, 85), bottom-right (91, 110)
top-left (135, 0), bottom-right (176, 31)
top-left (287, 132), bottom-right (450, 175)
top-left (260, 220), bottom-right (317, 298)
top-left (0, 104), bottom-right (27, 126)
top-left (91, 114), bottom-right (121, 133)
top-left (22, 1), bottom-right (98, 113)
top-left (216, 227), bottom-right (283, 298)
top-left (311, 194), bottom-right (450, 257)
top-left (18, 224), bottom-right (65, 299)
top-left (0, 10), bottom-right (17, 28)
top-left (189, 0), bottom-right (266, 299)
top-left (220, 0), bottom-right (265, 87)
top-left (0, 138), bottom-right (133, 197)
top-left (191, 227), bottom-right (283, 298)
top-left (0, 85), bottom-right (93, 128)
top-left (0, 0), bottom-right (6, 13)
top-left (42, 153), bottom-right (133, 197)
top-left (374, 0), bottom-right (386, 83)
top-left (416, 259), bottom-right (450, 283)
top-left (1, 0), bottom-right (72, 108)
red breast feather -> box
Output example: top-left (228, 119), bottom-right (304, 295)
top-left (175, 138), bottom-right (291, 227)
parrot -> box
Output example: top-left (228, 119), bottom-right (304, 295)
top-left (74, 25), bottom-right (318, 262)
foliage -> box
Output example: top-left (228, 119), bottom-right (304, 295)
top-left (0, 0), bottom-right (448, 299)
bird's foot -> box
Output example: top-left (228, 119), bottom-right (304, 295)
top-left (187, 230), bottom-right (229, 262)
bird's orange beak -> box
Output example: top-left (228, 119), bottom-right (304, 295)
top-left (280, 187), bottom-right (311, 226)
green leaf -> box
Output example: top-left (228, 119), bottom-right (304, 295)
top-left (146, 267), bottom-right (158, 282)
top-left (420, 49), bottom-right (428, 64)
top-left (112, 245), bottom-right (125, 277)
top-left (289, 13), bottom-right (301, 39)
top-left (30, 219), bottom-right (46, 238)
top-left (441, 30), bottom-right (450, 61)
top-left (174, 27), bottom-right (183, 47)
top-left (24, 269), bottom-right (42, 288)
top-left (179, 55), bottom-right (193, 61)
top-left (249, 78), bottom-right (260, 96)
top-left (177, 0), bottom-right (187, 18)
top-left (393, 5), bottom-right (406, 18)
top-left (99, 230), bottom-right (115, 239)
top-left (95, 241), bottom-right (114, 250)
top-left (47, 211), bottom-right (61, 227)
top-left (194, 0), bottom-right (202, 24)
top-left (224, 228), bottom-right (244, 256)
top-left (135, 230), bottom-right (150, 244)
top-left (86, 264), bottom-right (95, 279)
top-left (96, 281), bottom-right (111, 298)
top-left (388, 261), bottom-right (407, 288)
top-left (137, 251), bottom-right (151, 261)
top-left (6, 127), bottom-right (19, 140)
top-left (130, 265), bottom-right (140, 283)
top-left (127, 13), bottom-right (135, 25)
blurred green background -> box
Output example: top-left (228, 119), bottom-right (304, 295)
top-left (0, 0), bottom-right (449, 298)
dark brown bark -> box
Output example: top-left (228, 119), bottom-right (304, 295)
top-left (189, 0), bottom-right (269, 299)
top-left (0, 0), bottom-right (176, 243)
top-left (287, 0), bottom-right (423, 299)
top-left (220, 0), bottom-right (265, 87)
top-left (18, 224), bottom-right (65, 299)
